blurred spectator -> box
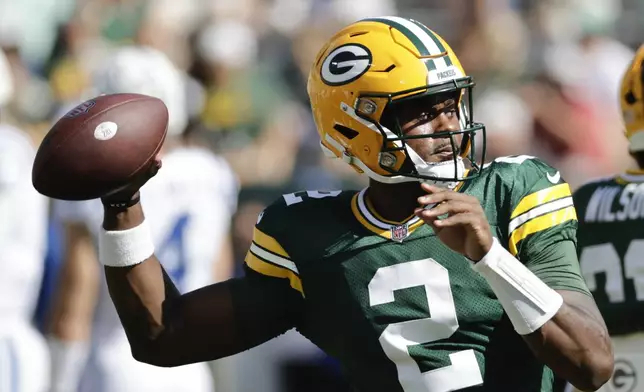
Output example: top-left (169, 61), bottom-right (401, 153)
top-left (0, 48), bottom-right (50, 392)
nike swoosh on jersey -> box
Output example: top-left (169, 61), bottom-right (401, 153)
top-left (547, 171), bottom-right (561, 184)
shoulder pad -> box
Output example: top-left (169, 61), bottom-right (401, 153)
top-left (256, 190), bottom-right (347, 237)
top-left (487, 155), bottom-right (565, 191)
top-left (491, 156), bottom-right (577, 257)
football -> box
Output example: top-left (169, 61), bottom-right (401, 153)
top-left (32, 93), bottom-right (169, 200)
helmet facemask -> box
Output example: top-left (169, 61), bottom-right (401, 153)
top-left (354, 76), bottom-right (486, 186)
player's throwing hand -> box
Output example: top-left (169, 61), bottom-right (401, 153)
top-left (101, 157), bottom-right (162, 208)
top-left (415, 183), bottom-right (493, 261)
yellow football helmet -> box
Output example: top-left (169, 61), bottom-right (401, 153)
top-left (307, 16), bottom-right (485, 184)
top-left (621, 45), bottom-right (644, 152)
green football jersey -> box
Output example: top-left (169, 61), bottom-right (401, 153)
top-left (573, 170), bottom-right (644, 335)
top-left (245, 155), bottom-right (589, 392)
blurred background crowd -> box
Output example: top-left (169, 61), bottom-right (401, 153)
top-left (0, 0), bottom-right (643, 391)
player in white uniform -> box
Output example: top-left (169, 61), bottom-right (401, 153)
top-left (0, 48), bottom-right (51, 392)
top-left (48, 47), bottom-right (238, 392)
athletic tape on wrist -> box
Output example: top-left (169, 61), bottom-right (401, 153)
top-left (98, 220), bottom-right (155, 267)
top-left (472, 238), bottom-right (563, 335)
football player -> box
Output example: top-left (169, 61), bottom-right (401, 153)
top-left (93, 18), bottom-right (612, 392)
top-left (0, 49), bottom-right (51, 392)
top-left (571, 45), bottom-right (644, 392)
top-left (48, 46), bottom-right (238, 392)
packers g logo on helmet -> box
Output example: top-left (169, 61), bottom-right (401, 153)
top-left (321, 44), bottom-right (372, 86)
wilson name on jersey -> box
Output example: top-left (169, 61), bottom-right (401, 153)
top-left (574, 171), bottom-right (644, 335)
top-left (245, 156), bottom-right (588, 392)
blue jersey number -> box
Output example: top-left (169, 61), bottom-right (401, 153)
top-left (157, 214), bottom-right (190, 292)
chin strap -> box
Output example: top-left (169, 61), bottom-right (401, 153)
top-left (405, 145), bottom-right (464, 189)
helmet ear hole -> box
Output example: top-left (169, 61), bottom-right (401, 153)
top-left (333, 124), bottom-right (359, 140)
top-left (626, 91), bottom-right (637, 105)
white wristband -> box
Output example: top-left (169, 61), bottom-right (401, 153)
top-left (472, 237), bottom-right (563, 335)
top-left (98, 220), bottom-right (155, 267)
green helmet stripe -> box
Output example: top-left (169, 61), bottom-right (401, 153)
top-left (362, 17), bottom-right (437, 72)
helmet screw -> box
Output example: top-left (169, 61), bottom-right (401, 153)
top-left (357, 99), bottom-right (377, 115)
top-left (380, 152), bottom-right (397, 168)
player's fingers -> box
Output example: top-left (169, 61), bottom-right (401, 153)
top-left (148, 158), bottom-right (162, 176)
top-left (416, 200), bottom-right (472, 219)
top-left (420, 183), bottom-right (448, 194)
top-left (417, 189), bottom-right (449, 205)
top-left (417, 188), bottom-right (476, 206)
top-left (432, 212), bottom-right (477, 228)
top-left (115, 159), bottom-right (161, 197)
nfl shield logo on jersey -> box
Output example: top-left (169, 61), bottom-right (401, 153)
top-left (391, 224), bottom-right (409, 243)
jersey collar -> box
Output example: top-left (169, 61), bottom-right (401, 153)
top-left (618, 169), bottom-right (644, 183)
top-left (350, 188), bottom-right (424, 242)
top-left (350, 176), bottom-right (469, 242)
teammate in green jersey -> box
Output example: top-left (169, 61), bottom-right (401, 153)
top-left (571, 45), bottom-right (644, 392)
top-left (90, 17), bottom-right (612, 392)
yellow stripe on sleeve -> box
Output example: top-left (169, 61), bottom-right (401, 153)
top-left (508, 206), bottom-right (577, 255)
top-left (511, 183), bottom-right (572, 219)
top-left (252, 227), bottom-right (290, 258)
top-left (245, 251), bottom-right (303, 294)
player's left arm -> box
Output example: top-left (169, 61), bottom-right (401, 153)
top-left (517, 244), bottom-right (612, 392)
top-left (416, 177), bottom-right (613, 392)
top-left (499, 171), bottom-right (612, 391)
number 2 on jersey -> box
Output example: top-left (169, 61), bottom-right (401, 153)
top-left (368, 258), bottom-right (483, 392)
top-left (158, 214), bottom-right (190, 292)
top-left (283, 190), bottom-right (342, 206)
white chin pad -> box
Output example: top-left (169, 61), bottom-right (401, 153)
top-left (405, 144), bottom-right (465, 188)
